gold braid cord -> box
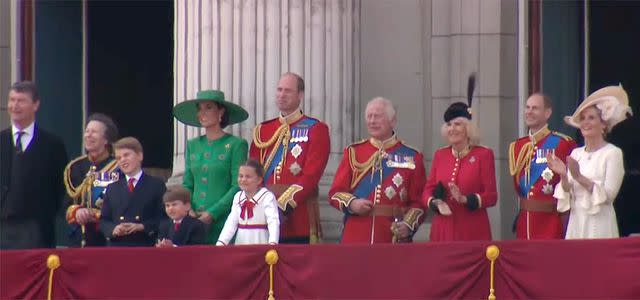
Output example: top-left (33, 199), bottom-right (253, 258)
top-left (253, 123), bottom-right (291, 175)
top-left (63, 156), bottom-right (117, 222)
top-left (347, 146), bottom-right (380, 189)
top-left (508, 141), bottom-right (534, 186)
top-left (63, 155), bottom-right (92, 203)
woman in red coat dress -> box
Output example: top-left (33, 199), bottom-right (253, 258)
top-left (422, 102), bottom-right (497, 241)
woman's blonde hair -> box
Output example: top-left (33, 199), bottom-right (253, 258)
top-left (440, 117), bottom-right (481, 146)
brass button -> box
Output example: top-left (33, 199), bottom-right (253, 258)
top-left (453, 167), bottom-right (457, 171)
top-left (200, 192), bottom-right (206, 198)
top-left (201, 177), bottom-right (208, 184)
top-left (529, 191), bottom-right (534, 196)
top-left (135, 216), bottom-right (140, 221)
top-left (375, 199), bottom-right (380, 203)
top-left (201, 165), bottom-right (208, 172)
top-left (119, 216), bottom-right (124, 221)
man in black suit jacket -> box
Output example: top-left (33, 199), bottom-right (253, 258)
top-left (1, 81), bottom-right (68, 249)
top-left (157, 187), bottom-right (206, 247)
top-left (100, 137), bottom-right (166, 247)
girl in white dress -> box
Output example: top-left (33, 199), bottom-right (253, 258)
top-left (548, 86), bottom-right (630, 239)
top-left (217, 160), bottom-right (280, 245)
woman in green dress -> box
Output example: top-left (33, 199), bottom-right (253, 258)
top-left (173, 90), bottom-right (249, 244)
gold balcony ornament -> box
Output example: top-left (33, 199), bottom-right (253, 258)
top-left (265, 249), bottom-right (279, 300)
top-left (46, 254), bottom-right (61, 300)
top-left (485, 245), bottom-right (500, 300)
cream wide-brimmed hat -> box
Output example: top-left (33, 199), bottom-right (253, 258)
top-left (564, 85), bottom-right (633, 133)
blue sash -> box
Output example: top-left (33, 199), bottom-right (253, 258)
top-left (518, 134), bottom-right (560, 197)
top-left (352, 145), bottom-right (416, 199)
top-left (344, 144), bottom-right (416, 224)
top-left (264, 118), bottom-right (319, 181)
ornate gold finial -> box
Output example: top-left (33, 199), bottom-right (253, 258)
top-left (486, 245), bottom-right (500, 300)
top-left (47, 254), bottom-right (61, 300)
top-left (265, 249), bottom-right (279, 300)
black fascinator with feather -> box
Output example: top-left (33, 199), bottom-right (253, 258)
top-left (443, 73), bottom-right (476, 122)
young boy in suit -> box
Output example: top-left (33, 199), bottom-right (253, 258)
top-left (156, 187), bottom-right (206, 247)
top-left (100, 137), bottom-right (166, 247)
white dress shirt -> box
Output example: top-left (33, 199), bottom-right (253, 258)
top-left (12, 122), bottom-right (35, 151)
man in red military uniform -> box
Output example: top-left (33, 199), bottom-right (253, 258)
top-left (509, 93), bottom-right (576, 239)
top-left (250, 72), bottom-right (330, 244)
top-left (328, 97), bottom-right (426, 244)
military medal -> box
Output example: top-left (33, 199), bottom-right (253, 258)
top-left (469, 156), bottom-right (476, 163)
top-left (225, 143), bottom-right (231, 150)
top-left (535, 148), bottom-right (555, 164)
top-left (290, 129), bottom-right (299, 143)
top-left (291, 144), bottom-right (303, 159)
top-left (392, 173), bottom-right (404, 188)
top-left (385, 186), bottom-right (396, 199)
top-left (386, 155), bottom-right (416, 169)
top-left (289, 162), bottom-right (302, 176)
top-left (541, 167), bottom-right (554, 195)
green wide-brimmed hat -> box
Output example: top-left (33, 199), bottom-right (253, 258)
top-left (173, 90), bottom-right (249, 127)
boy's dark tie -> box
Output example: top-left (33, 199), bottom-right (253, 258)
top-left (174, 222), bottom-right (180, 232)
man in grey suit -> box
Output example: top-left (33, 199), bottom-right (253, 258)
top-left (0, 81), bottom-right (68, 249)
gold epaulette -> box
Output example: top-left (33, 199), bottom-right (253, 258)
top-left (508, 141), bottom-right (517, 176)
top-left (552, 131), bottom-right (574, 141)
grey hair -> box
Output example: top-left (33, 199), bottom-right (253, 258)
top-left (366, 97), bottom-right (397, 120)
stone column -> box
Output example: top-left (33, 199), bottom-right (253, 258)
top-left (171, 0), bottom-right (361, 242)
top-left (430, 0), bottom-right (519, 240)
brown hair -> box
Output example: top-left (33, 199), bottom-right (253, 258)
top-left (241, 159), bottom-right (264, 178)
top-left (113, 137), bottom-right (143, 154)
top-left (10, 81), bottom-right (40, 102)
top-left (163, 187), bottom-right (191, 204)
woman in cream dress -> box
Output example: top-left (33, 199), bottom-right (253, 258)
top-left (548, 86), bottom-right (630, 239)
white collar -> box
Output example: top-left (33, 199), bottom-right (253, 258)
top-left (12, 122), bottom-right (35, 137)
top-left (125, 170), bottom-right (143, 183)
top-left (243, 187), bottom-right (267, 202)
